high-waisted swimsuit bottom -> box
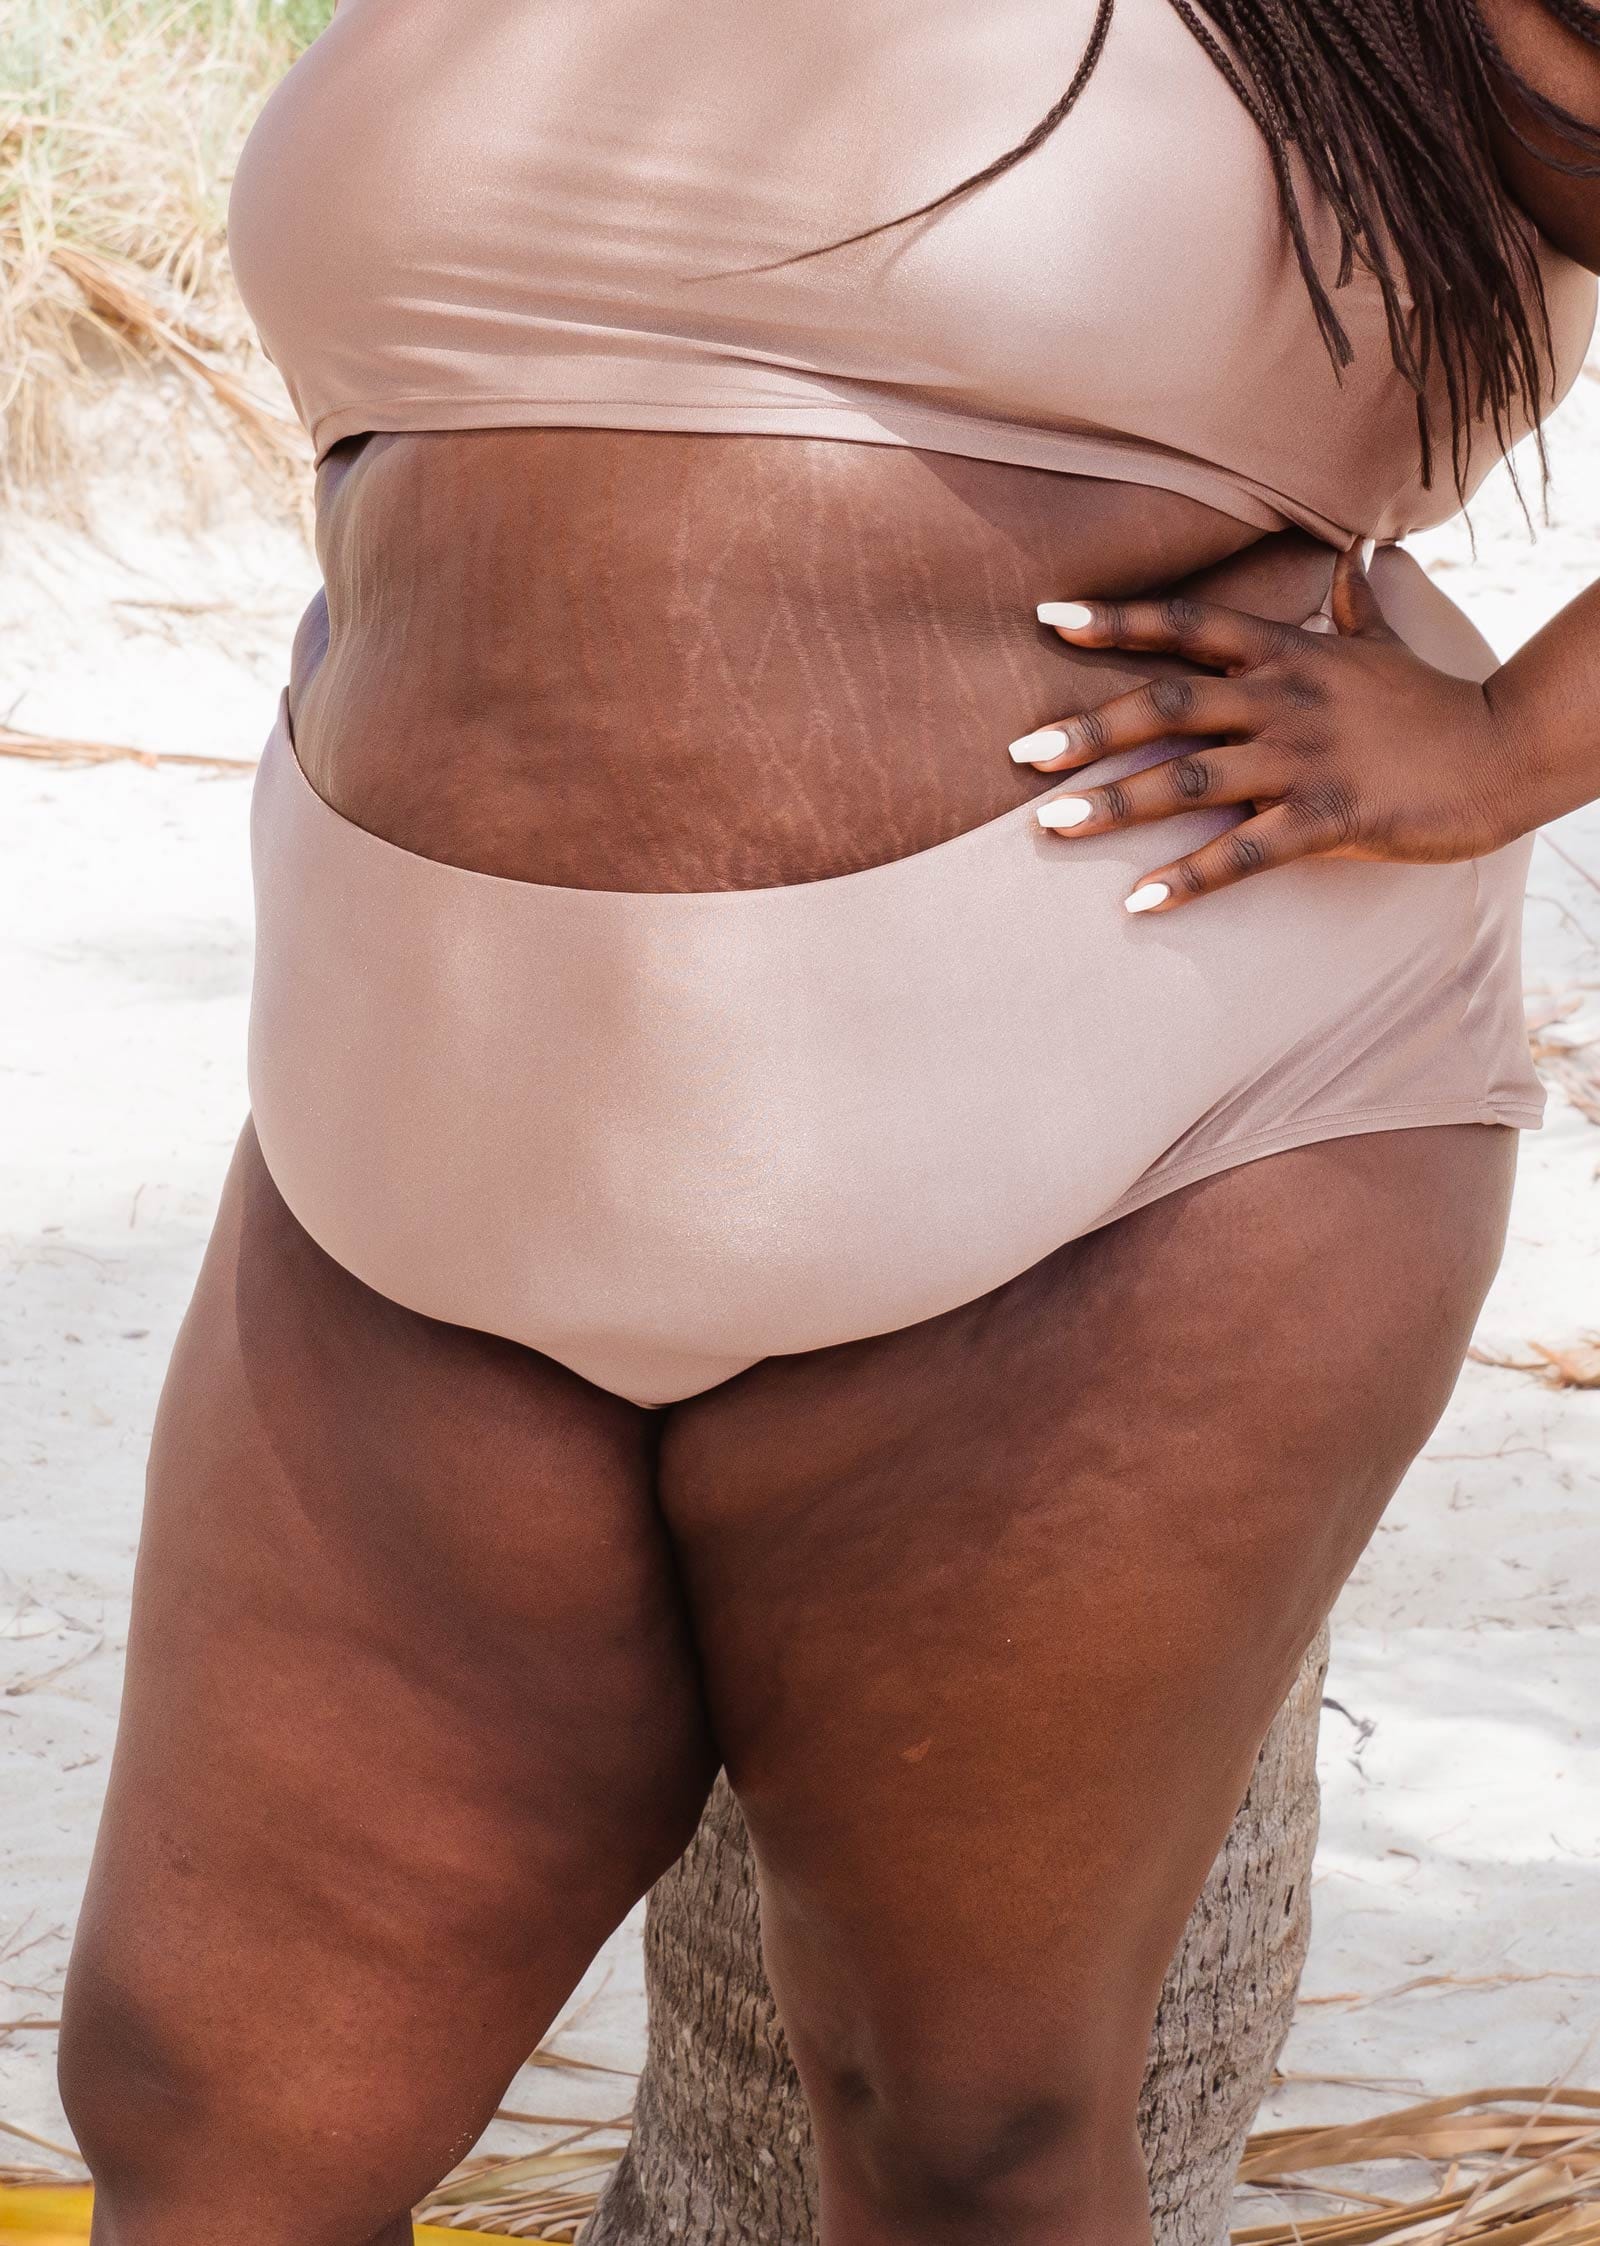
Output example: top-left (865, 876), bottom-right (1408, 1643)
top-left (231, 0), bottom-right (1580, 1407)
top-left (249, 686), bottom-right (1542, 1409)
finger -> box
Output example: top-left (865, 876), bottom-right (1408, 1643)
top-left (1008, 673), bottom-right (1263, 772)
top-left (1329, 538), bottom-right (1394, 641)
top-left (1035, 593), bottom-right (1301, 675)
top-left (1119, 802), bottom-right (1324, 914)
top-left (1035, 743), bottom-right (1285, 835)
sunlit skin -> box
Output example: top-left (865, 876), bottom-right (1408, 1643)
top-left (1021, 538), bottom-right (1600, 910)
top-left (288, 428), bottom-right (1332, 890)
top-left (58, 8), bottom-right (1600, 2244)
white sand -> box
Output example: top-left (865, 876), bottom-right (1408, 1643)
top-left (2, 376), bottom-right (1597, 2192)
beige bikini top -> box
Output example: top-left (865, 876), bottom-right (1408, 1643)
top-left (229, 0), bottom-right (1597, 544)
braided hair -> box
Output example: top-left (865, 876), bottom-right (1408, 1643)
top-left (783, 2), bottom-right (1600, 505)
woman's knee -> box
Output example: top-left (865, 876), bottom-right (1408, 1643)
top-left (801, 2034), bottom-right (1153, 2242)
top-left (59, 1953), bottom-right (245, 2214)
top-left (59, 1951), bottom-right (426, 2245)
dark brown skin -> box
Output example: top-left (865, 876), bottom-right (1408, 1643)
top-left (62, 1122), bottom-right (1513, 2246)
top-left (1018, 4), bottom-right (1600, 910)
top-left (288, 428), bottom-right (1339, 890)
top-left (60, 11), bottom-right (1600, 2242)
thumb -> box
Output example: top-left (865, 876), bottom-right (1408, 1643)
top-left (1330, 537), bottom-right (1391, 639)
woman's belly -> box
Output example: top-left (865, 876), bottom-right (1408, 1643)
top-left (257, 426), bottom-right (1530, 1397)
top-left (287, 429), bottom-right (1349, 892)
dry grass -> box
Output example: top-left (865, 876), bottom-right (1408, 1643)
top-left (1471, 1335), bottom-right (1600, 1390)
top-left (0, 716), bottom-right (257, 768)
top-left (403, 2085), bottom-right (1600, 2242)
top-left (1236, 2087), bottom-right (1600, 2246)
top-left (0, 0), bottom-right (327, 488)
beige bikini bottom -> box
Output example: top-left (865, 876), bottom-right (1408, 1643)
top-left (248, 685), bottom-right (1540, 1408)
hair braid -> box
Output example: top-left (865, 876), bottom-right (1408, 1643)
top-left (783, 1), bottom-right (1600, 513)
top-left (1174, 0), bottom-right (1584, 500)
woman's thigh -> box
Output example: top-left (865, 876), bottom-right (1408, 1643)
top-left (661, 1124), bottom-right (1516, 2243)
top-left (61, 1126), bottom-right (717, 2240)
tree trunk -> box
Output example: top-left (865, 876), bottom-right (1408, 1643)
top-left (585, 1627), bottom-right (1328, 2246)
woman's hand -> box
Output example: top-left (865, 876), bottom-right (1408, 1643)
top-left (1012, 543), bottom-right (1533, 914)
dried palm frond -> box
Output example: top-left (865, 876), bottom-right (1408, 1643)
top-left (1470, 1338), bottom-right (1600, 1390)
top-left (5, 2089), bottom-right (1598, 2244)
top-left (0, 2124), bottom-right (78, 2168)
top-left (0, 722), bottom-right (255, 772)
top-left (416, 2087), bottom-right (1600, 2243)
top-left (1236, 2090), bottom-right (1600, 2246)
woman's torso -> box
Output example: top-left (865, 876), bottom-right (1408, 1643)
top-left (238, 0), bottom-right (1595, 891)
top-left (290, 432), bottom-right (1344, 890)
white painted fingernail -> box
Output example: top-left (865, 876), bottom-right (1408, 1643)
top-left (1124, 882), bottom-right (1170, 914)
top-left (1037, 796), bottom-right (1094, 830)
top-left (1037, 602), bottom-right (1094, 630)
top-left (1009, 727), bottom-right (1067, 764)
top-left (1360, 536), bottom-right (1377, 570)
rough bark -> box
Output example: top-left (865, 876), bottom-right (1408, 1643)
top-left (585, 1628), bottom-right (1328, 2246)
